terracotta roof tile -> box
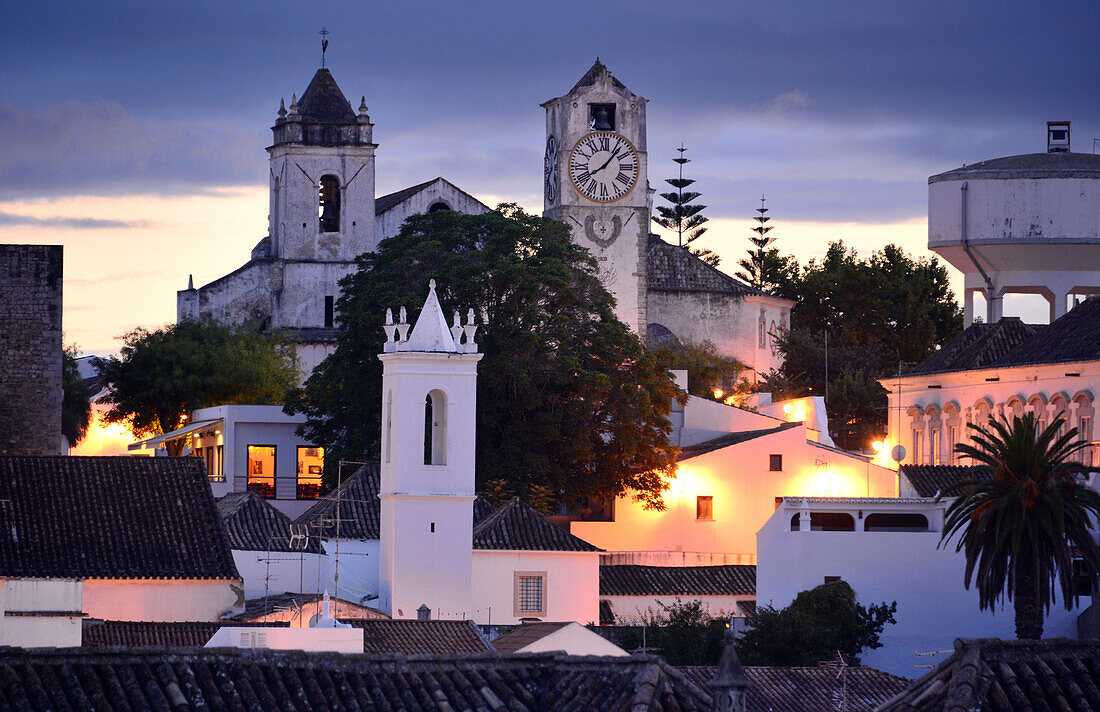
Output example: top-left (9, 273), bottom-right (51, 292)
top-left (473, 497), bottom-right (602, 552)
top-left (0, 647), bottom-right (710, 711)
top-left (217, 491), bottom-right (323, 553)
top-left (600, 564), bottom-right (756, 596)
top-left (346, 619), bottom-right (494, 655)
top-left (876, 638), bottom-right (1100, 712)
top-left (0, 456), bottom-right (239, 580)
top-left (81, 619), bottom-right (284, 647)
top-left (680, 665), bottom-right (908, 712)
top-left (900, 465), bottom-right (992, 498)
top-left (648, 234), bottom-right (778, 297)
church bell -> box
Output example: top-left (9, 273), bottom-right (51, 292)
top-left (592, 106), bottom-right (613, 131)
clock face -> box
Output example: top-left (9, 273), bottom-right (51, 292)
top-left (569, 131), bottom-right (638, 203)
top-left (544, 135), bottom-right (558, 204)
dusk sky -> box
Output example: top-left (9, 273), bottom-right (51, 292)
top-left (2, 1), bottom-right (1097, 355)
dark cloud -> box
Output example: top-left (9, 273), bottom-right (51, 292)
top-left (1, 1), bottom-right (1096, 223)
top-left (0, 209), bottom-right (149, 229)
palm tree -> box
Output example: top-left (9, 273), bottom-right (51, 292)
top-left (940, 413), bottom-right (1100, 639)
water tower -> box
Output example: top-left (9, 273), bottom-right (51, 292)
top-left (928, 122), bottom-right (1100, 326)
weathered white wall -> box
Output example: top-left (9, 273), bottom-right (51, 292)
top-left (470, 551), bottom-right (600, 626)
top-left (0, 579), bottom-right (83, 648)
top-left (648, 292), bottom-right (791, 376)
top-left (572, 424), bottom-right (897, 558)
top-left (603, 594), bottom-right (753, 624)
top-left (82, 579), bottom-right (241, 622)
top-left (377, 179), bottom-right (490, 240)
top-left (756, 498), bottom-right (1086, 678)
top-left (884, 360), bottom-right (1099, 470)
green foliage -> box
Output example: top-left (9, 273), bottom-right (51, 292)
top-left (737, 196), bottom-right (793, 290)
top-left (762, 240), bottom-right (962, 449)
top-left (737, 580), bottom-right (897, 666)
top-left (612, 599), bottom-right (728, 665)
top-left (62, 344), bottom-right (92, 447)
top-left (96, 320), bottom-right (299, 455)
top-left (286, 205), bottom-right (684, 509)
top-left (653, 339), bottom-right (744, 400)
top-left (652, 146), bottom-right (716, 266)
top-left (941, 413), bottom-right (1100, 639)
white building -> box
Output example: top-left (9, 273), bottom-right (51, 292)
top-left (756, 496), bottom-right (1088, 678)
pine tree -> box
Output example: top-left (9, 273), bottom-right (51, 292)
top-left (737, 195), bottom-right (777, 288)
top-left (653, 145), bottom-right (717, 266)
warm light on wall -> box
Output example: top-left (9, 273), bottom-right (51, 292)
top-left (713, 389), bottom-right (724, 399)
top-left (872, 440), bottom-right (885, 453)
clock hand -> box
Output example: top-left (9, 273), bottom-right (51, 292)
top-left (591, 147), bottom-right (622, 175)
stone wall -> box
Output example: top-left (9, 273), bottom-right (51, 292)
top-left (0, 244), bottom-right (63, 455)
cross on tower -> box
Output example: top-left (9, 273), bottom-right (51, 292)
top-left (320, 27), bottom-right (330, 67)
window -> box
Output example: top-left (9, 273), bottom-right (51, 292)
top-left (588, 103), bottom-right (615, 130)
top-left (912, 430), bottom-right (922, 465)
top-left (384, 391), bottom-right (393, 464)
top-left (1081, 416), bottom-right (1093, 466)
top-left (297, 446), bottom-right (324, 499)
top-left (205, 446), bottom-right (224, 482)
top-left (216, 444), bottom-right (224, 479)
top-left (864, 513), bottom-right (929, 532)
top-left (769, 454), bottom-right (782, 471)
top-left (696, 496), bottom-right (713, 520)
top-left (324, 296), bottom-right (334, 328)
top-left (428, 201), bottom-right (451, 213)
top-left (424, 390), bottom-right (447, 465)
top-left (247, 445), bottom-right (276, 498)
top-left (514, 571), bottom-right (547, 617)
top-left (759, 310), bottom-right (767, 347)
top-left (791, 513), bottom-right (855, 531)
top-left (318, 175), bottom-right (340, 232)
top-left (930, 429), bottom-right (941, 465)
top-left (948, 426), bottom-right (958, 464)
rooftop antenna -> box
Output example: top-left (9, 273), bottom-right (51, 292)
top-left (320, 27), bottom-right (330, 68)
top-left (818, 651), bottom-right (849, 712)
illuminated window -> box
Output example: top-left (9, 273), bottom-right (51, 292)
top-left (948, 426), bottom-right (958, 464)
top-left (297, 446), bottom-right (324, 499)
top-left (930, 429), bottom-right (941, 465)
top-left (912, 430), bottom-right (922, 465)
top-left (247, 445), bottom-right (276, 498)
top-left (769, 454), bottom-right (782, 471)
top-left (514, 572), bottom-right (547, 617)
top-left (696, 496), bottom-right (713, 520)
top-left (424, 389), bottom-right (447, 466)
top-left (319, 175), bottom-right (340, 232)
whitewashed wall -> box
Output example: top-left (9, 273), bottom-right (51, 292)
top-left (470, 551), bottom-right (600, 626)
top-left (83, 579), bottom-right (241, 622)
top-left (231, 550), bottom-right (326, 600)
top-left (0, 579), bottom-right (83, 647)
top-left (377, 179), bottom-right (490, 240)
top-left (757, 498), bottom-right (1086, 678)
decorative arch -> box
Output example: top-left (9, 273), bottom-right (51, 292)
top-left (1004, 395), bottom-right (1026, 421)
top-left (1049, 392), bottom-right (1071, 438)
top-left (971, 398), bottom-right (993, 427)
top-left (1026, 393), bottom-right (1048, 431)
top-left (423, 389), bottom-right (448, 466)
top-left (428, 200), bottom-right (452, 213)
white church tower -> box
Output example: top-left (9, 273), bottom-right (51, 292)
top-left (377, 281), bottom-right (482, 619)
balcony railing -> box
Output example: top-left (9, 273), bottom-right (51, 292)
top-left (247, 477), bottom-right (275, 499)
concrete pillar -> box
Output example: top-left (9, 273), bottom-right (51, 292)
top-left (963, 289), bottom-right (975, 328)
top-left (1053, 290), bottom-right (1069, 321)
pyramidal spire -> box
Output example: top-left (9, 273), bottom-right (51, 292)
top-left (404, 280), bottom-right (459, 353)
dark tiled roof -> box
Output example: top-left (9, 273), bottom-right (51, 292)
top-left (648, 235), bottom-right (777, 297)
top-left (680, 665), bottom-right (908, 712)
top-left (296, 463), bottom-right (381, 540)
top-left (569, 58), bottom-right (628, 93)
top-left (929, 152), bottom-right (1100, 182)
top-left (296, 68), bottom-right (357, 124)
top-left (81, 619), bottom-right (283, 648)
top-left (600, 565), bottom-right (756, 596)
top-left (599, 599), bottom-right (615, 624)
top-left (492, 622), bottom-right (572, 654)
top-left (995, 296), bottom-right (1100, 367)
top-left (473, 497), bottom-right (602, 552)
top-left (473, 495), bottom-right (496, 524)
top-left (0, 456), bottom-right (239, 580)
top-left (375, 178), bottom-right (439, 215)
top-left (216, 491), bottom-right (323, 553)
top-left (737, 600), bottom-right (757, 617)
top-left (678, 423), bottom-right (800, 461)
top-left (346, 619), bottom-right (494, 655)
top-left (909, 318), bottom-right (1042, 376)
top-left (877, 637), bottom-right (1100, 712)
top-left (900, 465), bottom-right (992, 498)
top-left (0, 647), bottom-right (710, 712)
top-left (230, 592), bottom-right (387, 621)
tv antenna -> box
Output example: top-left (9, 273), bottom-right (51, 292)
top-left (818, 650), bottom-right (849, 712)
top-left (914, 648), bottom-right (954, 670)
top-left (320, 27), bottom-right (330, 68)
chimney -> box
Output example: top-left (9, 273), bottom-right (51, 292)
top-left (708, 626), bottom-right (749, 712)
top-left (1047, 121), bottom-right (1070, 153)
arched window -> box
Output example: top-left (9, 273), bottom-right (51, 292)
top-left (428, 201), bottom-right (451, 213)
top-left (789, 512), bottom-right (855, 531)
top-left (319, 175), bottom-right (341, 232)
top-left (1027, 394), bottom-right (1048, 432)
top-left (1050, 393), bottom-right (1070, 438)
top-left (864, 513), bottom-right (929, 532)
top-left (423, 389), bottom-right (447, 465)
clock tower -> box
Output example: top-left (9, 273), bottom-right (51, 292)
top-left (542, 60), bottom-right (648, 333)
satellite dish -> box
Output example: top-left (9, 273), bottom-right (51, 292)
top-left (891, 445), bottom-right (907, 463)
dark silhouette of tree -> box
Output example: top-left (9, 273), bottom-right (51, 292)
top-left (737, 195), bottom-right (780, 289)
top-left (62, 344), bottom-right (92, 448)
top-left (941, 413), bottom-right (1100, 639)
top-left (653, 145), bottom-right (717, 266)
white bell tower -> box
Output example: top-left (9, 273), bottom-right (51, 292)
top-left (377, 280), bottom-right (482, 619)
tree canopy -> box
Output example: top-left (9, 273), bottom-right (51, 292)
top-left (62, 344), bottom-right (92, 447)
top-left (95, 320), bottom-right (299, 455)
top-left (761, 241), bottom-right (962, 449)
top-left (286, 205), bottom-right (683, 509)
top-left (606, 599), bottom-right (728, 665)
top-left (736, 579), bottom-right (897, 666)
top-left (941, 413), bottom-right (1100, 639)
